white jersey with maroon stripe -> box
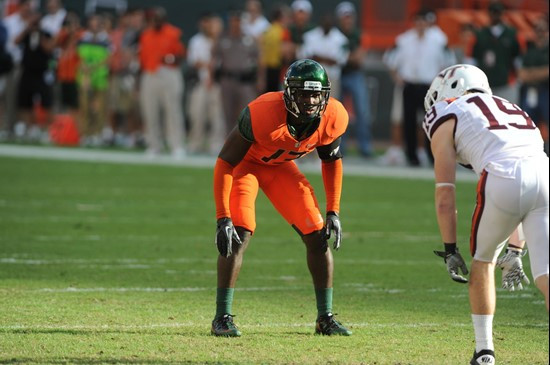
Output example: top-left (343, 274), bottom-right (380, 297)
top-left (423, 93), bottom-right (545, 178)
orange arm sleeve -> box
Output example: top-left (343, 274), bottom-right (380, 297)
top-left (213, 158), bottom-right (234, 219)
top-left (321, 158), bottom-right (343, 214)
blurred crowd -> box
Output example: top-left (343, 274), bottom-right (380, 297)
top-left (0, 0), bottom-right (548, 164)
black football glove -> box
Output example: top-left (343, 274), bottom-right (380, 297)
top-left (434, 247), bottom-right (469, 284)
top-left (324, 212), bottom-right (342, 250)
top-left (215, 217), bottom-right (242, 258)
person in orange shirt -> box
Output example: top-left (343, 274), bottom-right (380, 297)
top-left (56, 11), bottom-right (81, 120)
top-left (138, 7), bottom-right (185, 160)
top-left (211, 59), bottom-right (352, 337)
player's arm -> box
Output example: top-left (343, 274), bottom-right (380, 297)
top-left (213, 108), bottom-right (253, 257)
top-left (317, 137), bottom-right (344, 214)
top-left (316, 137), bottom-right (344, 250)
top-left (431, 120), bottom-right (457, 245)
top-left (214, 107), bottom-right (253, 219)
top-left (431, 118), bottom-right (469, 283)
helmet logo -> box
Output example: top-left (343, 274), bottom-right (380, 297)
top-left (304, 81), bottom-right (322, 90)
top-left (424, 64), bottom-right (492, 111)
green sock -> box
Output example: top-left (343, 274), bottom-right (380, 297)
top-left (216, 288), bottom-right (234, 318)
top-left (315, 288), bottom-right (333, 317)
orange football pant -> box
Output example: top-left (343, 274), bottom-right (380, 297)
top-left (230, 159), bottom-right (324, 235)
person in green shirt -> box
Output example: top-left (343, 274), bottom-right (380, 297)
top-left (336, 1), bottom-right (372, 157)
top-left (77, 13), bottom-right (111, 146)
top-left (518, 17), bottom-right (549, 151)
top-left (471, 2), bottom-right (521, 103)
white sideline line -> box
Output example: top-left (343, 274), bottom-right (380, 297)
top-left (0, 144), bottom-right (215, 169)
top-left (0, 232), bottom-right (441, 244)
top-left (12, 286), bottom-right (539, 297)
top-left (0, 144), bottom-right (478, 181)
top-left (32, 286), bottom-right (407, 294)
top-left (1, 321), bottom-right (546, 331)
top-left (0, 257), bottom-right (437, 266)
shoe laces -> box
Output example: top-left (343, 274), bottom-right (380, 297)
top-left (319, 313), bottom-right (343, 329)
top-left (216, 314), bottom-right (237, 329)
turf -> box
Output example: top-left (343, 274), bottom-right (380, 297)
top-left (0, 156), bottom-right (547, 364)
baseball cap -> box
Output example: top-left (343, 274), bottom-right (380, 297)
top-left (291, 0), bottom-right (312, 14)
top-left (336, 1), bottom-right (355, 17)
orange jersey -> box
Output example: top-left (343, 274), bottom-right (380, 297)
top-left (244, 92), bottom-right (348, 165)
top-left (139, 24), bottom-right (185, 73)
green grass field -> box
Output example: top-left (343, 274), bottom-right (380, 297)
top-left (0, 155), bottom-right (547, 364)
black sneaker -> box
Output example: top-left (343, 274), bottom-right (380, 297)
top-left (211, 314), bottom-right (242, 337)
top-left (470, 349), bottom-right (495, 365)
top-left (315, 313), bottom-right (352, 336)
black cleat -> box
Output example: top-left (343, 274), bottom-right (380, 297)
top-left (470, 349), bottom-right (495, 365)
top-left (315, 313), bottom-right (352, 336)
top-left (211, 314), bottom-right (242, 337)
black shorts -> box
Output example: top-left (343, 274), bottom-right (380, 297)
top-left (17, 72), bottom-right (53, 109)
top-left (60, 81), bottom-right (78, 109)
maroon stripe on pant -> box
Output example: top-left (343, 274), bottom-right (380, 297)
top-left (470, 170), bottom-right (488, 256)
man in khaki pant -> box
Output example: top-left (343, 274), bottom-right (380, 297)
top-left (186, 13), bottom-right (226, 156)
top-left (139, 7), bottom-right (185, 160)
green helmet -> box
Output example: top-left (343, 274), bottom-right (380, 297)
top-left (283, 59), bottom-right (331, 123)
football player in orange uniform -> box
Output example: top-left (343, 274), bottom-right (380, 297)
top-left (211, 59), bottom-right (352, 337)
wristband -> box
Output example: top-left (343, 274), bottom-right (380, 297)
top-left (506, 246), bottom-right (523, 255)
top-left (444, 242), bottom-right (457, 255)
top-left (507, 243), bottom-right (523, 250)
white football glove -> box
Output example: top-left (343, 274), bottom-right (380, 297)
top-left (496, 247), bottom-right (530, 291)
top-left (434, 248), bottom-right (469, 284)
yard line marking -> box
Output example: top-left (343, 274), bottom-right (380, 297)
top-left (34, 287), bottom-right (307, 293)
top-left (0, 257), bottom-right (437, 266)
top-left (76, 203), bottom-right (103, 211)
top-left (38, 287), bottom-right (210, 293)
top-left (0, 321), bottom-right (546, 332)
top-left (8, 234), bottom-right (209, 243)
top-left (2, 216), bottom-right (195, 224)
top-left (11, 286), bottom-right (537, 298)
top-left (0, 231), bottom-right (437, 242)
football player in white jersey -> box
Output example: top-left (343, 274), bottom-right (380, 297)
top-left (423, 64), bottom-right (549, 365)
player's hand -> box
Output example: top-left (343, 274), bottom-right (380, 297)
top-left (215, 217), bottom-right (242, 258)
top-left (434, 248), bottom-right (469, 283)
top-left (496, 247), bottom-right (530, 291)
top-left (324, 212), bottom-right (342, 250)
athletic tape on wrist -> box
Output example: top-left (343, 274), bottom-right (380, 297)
top-left (435, 182), bottom-right (456, 188)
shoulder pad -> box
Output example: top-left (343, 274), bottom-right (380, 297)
top-left (322, 98), bottom-right (348, 140)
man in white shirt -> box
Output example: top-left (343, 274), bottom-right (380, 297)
top-left (390, 8), bottom-right (455, 166)
top-left (240, 0), bottom-right (270, 40)
top-left (300, 14), bottom-right (348, 99)
top-left (40, 0), bottom-right (66, 37)
top-left (186, 13), bottom-right (226, 155)
top-left (1, 0), bottom-right (34, 138)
